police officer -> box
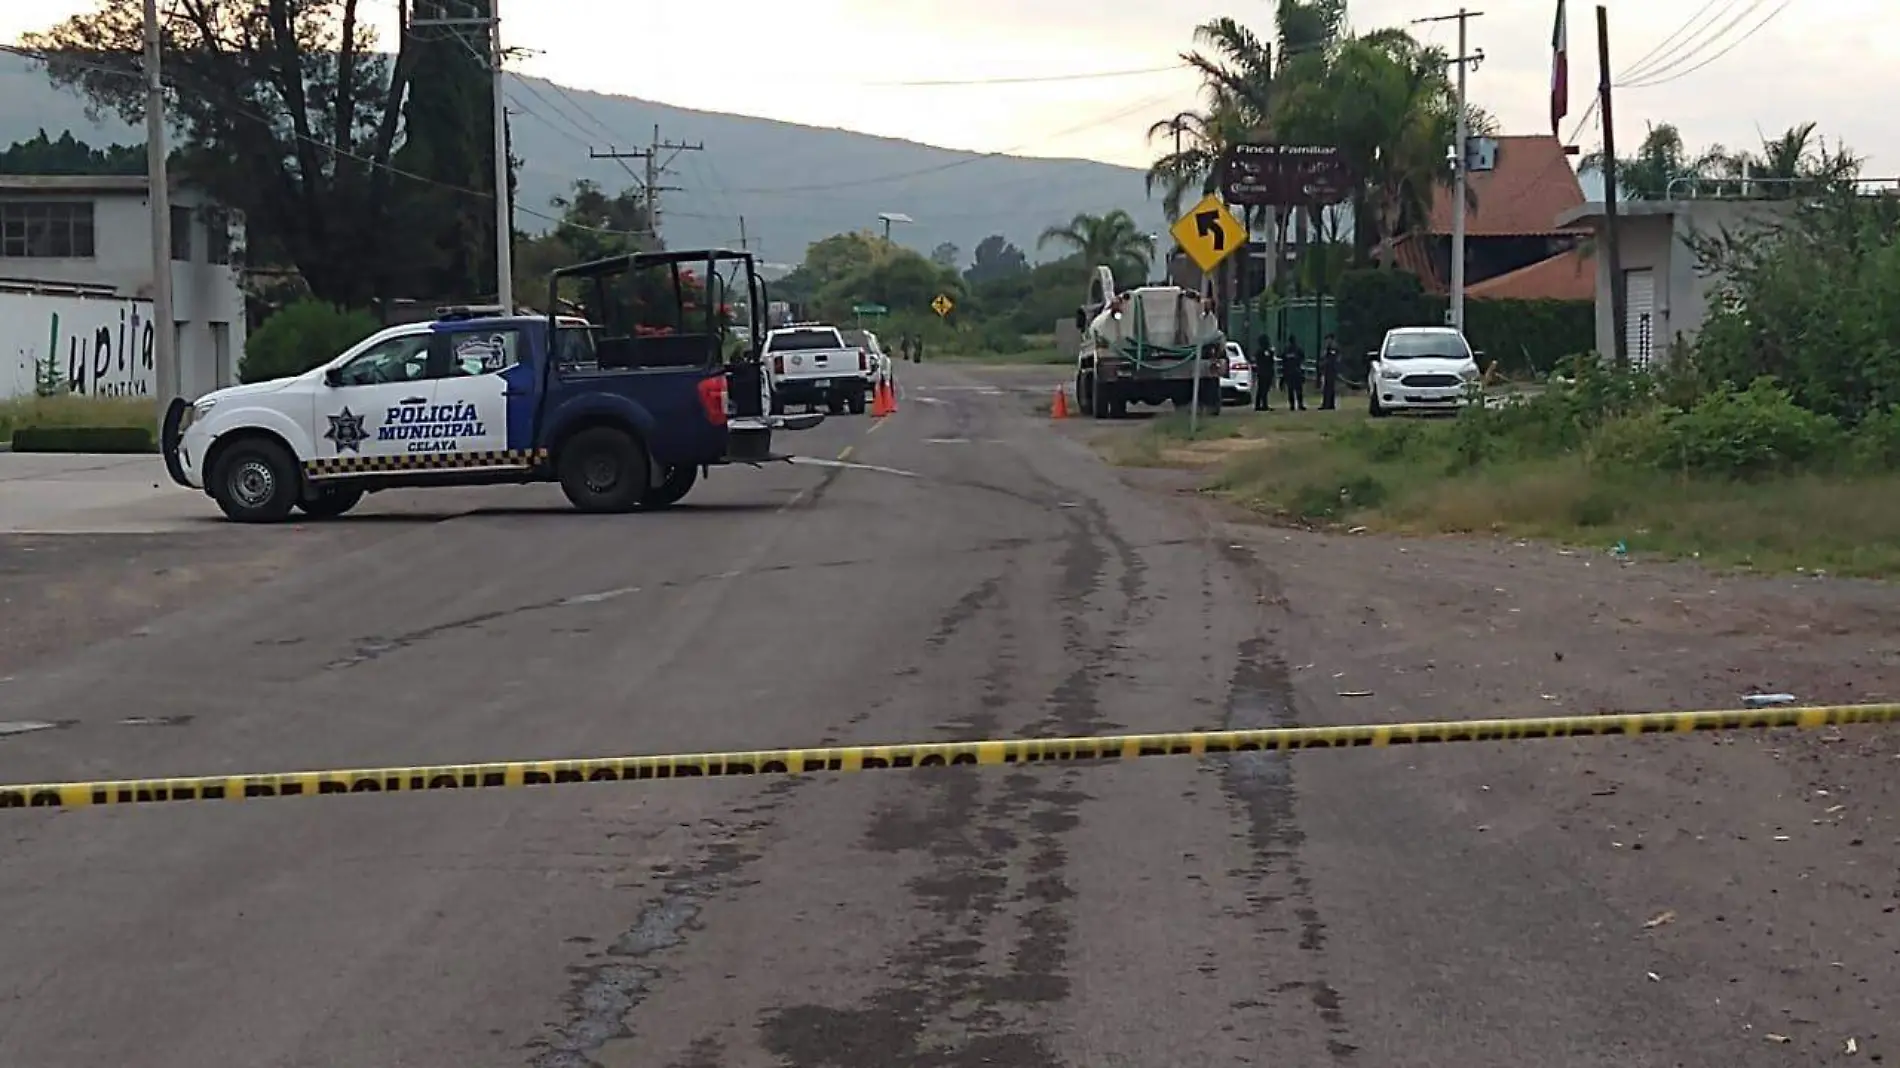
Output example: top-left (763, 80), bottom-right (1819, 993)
top-left (898, 334), bottom-right (913, 363)
top-left (1280, 335), bottom-right (1306, 411)
top-left (913, 335), bottom-right (925, 363)
top-left (1252, 333), bottom-right (1275, 411)
top-left (1318, 332), bottom-right (1341, 410)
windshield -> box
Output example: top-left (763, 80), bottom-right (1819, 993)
top-left (1383, 332), bottom-right (1472, 359)
top-left (766, 328), bottom-right (844, 351)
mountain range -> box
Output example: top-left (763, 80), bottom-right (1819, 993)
top-left (0, 53), bottom-right (1163, 268)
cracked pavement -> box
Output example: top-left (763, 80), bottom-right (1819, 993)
top-left (1, 362), bottom-right (1897, 1066)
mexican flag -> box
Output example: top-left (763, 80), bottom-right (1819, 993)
top-left (1551, 0), bottom-right (1569, 134)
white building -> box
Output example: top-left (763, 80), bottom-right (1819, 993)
top-left (1552, 198), bottom-right (1796, 366)
top-left (1, 175), bottom-right (245, 401)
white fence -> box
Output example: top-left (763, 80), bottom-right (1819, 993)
top-left (2, 291), bottom-right (157, 401)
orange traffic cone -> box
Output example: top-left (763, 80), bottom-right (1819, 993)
top-left (872, 380), bottom-right (893, 417)
top-left (1051, 386), bottom-right (1070, 419)
top-left (884, 379), bottom-right (899, 413)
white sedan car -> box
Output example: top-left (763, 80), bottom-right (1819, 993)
top-left (1220, 341), bottom-right (1254, 404)
top-left (1368, 326), bottom-right (1482, 417)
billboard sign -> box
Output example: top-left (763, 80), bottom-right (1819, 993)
top-left (1220, 144), bottom-right (1353, 207)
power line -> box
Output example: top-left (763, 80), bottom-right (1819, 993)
top-left (1618, 0), bottom-right (1772, 86)
top-left (1614, 0), bottom-right (1729, 83)
top-left (1622, 0), bottom-right (1792, 88)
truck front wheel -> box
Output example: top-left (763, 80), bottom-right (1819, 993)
top-left (210, 438), bottom-right (299, 523)
top-left (558, 426), bottom-right (650, 513)
top-left (297, 486), bottom-right (364, 519)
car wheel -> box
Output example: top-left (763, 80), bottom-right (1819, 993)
top-left (1369, 392), bottom-right (1388, 418)
top-left (827, 396), bottom-right (846, 415)
top-left (558, 426), bottom-right (649, 513)
top-left (640, 464), bottom-right (699, 509)
top-left (1076, 373), bottom-right (1095, 415)
top-left (210, 438), bottom-right (299, 523)
top-left (297, 486), bottom-right (364, 519)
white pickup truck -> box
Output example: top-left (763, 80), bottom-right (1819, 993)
top-left (763, 324), bottom-right (871, 415)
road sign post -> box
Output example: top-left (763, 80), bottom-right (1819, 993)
top-left (931, 294), bottom-right (954, 318)
top-left (1169, 194), bottom-right (1244, 438)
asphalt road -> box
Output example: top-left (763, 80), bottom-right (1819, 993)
top-left (0, 362), bottom-right (1890, 1066)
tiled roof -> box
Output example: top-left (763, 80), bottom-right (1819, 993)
top-left (1390, 235), bottom-right (1445, 292)
top-left (1426, 134), bottom-right (1587, 237)
top-left (1466, 245), bottom-right (1596, 301)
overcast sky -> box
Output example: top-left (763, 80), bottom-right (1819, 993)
top-left (5, 0), bottom-right (1893, 178)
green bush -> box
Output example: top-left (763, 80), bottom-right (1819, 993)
top-left (1336, 268), bottom-right (1425, 374)
top-left (1430, 298), bottom-right (1595, 378)
top-left (1688, 193), bottom-right (1900, 425)
top-left (1596, 379), bottom-right (1843, 477)
top-left (241, 299), bottom-right (381, 384)
top-left (10, 425), bottom-right (155, 453)
top-left (1851, 406), bottom-right (1900, 469)
top-left (1334, 268), bottom-right (1594, 379)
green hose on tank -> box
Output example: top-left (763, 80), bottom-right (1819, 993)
top-left (1110, 289), bottom-right (1211, 373)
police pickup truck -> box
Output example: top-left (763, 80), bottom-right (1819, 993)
top-left (161, 249), bottom-right (820, 522)
top-left (763, 323), bottom-right (871, 415)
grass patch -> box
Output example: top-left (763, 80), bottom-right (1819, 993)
top-left (1111, 372), bottom-right (1900, 577)
top-left (0, 394), bottom-right (157, 445)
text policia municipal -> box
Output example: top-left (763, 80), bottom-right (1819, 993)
top-left (378, 401), bottom-right (486, 453)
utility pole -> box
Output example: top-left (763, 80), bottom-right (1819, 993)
top-left (488, 0), bottom-right (512, 308)
top-left (645, 125), bottom-right (702, 243)
top-left (1596, 4), bottom-right (1627, 367)
top-left (142, 0), bottom-right (177, 406)
top-left (592, 124), bottom-right (699, 245)
top-left (738, 215), bottom-right (749, 251)
top-left (1414, 9), bottom-right (1483, 334)
top-left (413, 1), bottom-right (513, 307)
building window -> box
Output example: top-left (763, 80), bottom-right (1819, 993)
top-left (205, 208), bottom-right (232, 265)
top-left (171, 205), bottom-right (193, 262)
top-left (0, 200), bottom-right (96, 258)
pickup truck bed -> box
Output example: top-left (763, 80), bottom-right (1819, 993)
top-left (764, 326), bottom-right (869, 415)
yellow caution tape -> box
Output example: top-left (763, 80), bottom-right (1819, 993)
top-left (3, 703), bottom-right (1896, 810)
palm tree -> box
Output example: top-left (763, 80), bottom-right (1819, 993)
top-left (1037, 210), bottom-right (1158, 285)
top-left (1273, 30), bottom-right (1486, 265)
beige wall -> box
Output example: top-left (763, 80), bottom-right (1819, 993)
top-left (1580, 200), bottom-right (1795, 362)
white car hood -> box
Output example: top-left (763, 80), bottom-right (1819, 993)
top-left (200, 374), bottom-right (306, 404)
top-left (1381, 356), bottom-right (1473, 375)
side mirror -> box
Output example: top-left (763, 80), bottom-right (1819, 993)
top-left (323, 367), bottom-right (343, 387)
top-left (1472, 350), bottom-right (1486, 360)
top-left (1073, 309), bottom-right (1086, 330)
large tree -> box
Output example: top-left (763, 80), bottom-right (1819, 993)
top-left (23, 0), bottom-right (507, 305)
top-left (1149, 7), bottom-right (1489, 270)
top-left (1037, 210), bottom-right (1156, 286)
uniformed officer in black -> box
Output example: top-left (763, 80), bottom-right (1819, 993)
top-left (1252, 333), bottom-right (1274, 411)
top-left (1280, 335), bottom-right (1306, 411)
top-left (1318, 332), bottom-right (1340, 410)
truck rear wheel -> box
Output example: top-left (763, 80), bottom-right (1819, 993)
top-left (210, 438), bottom-right (299, 523)
top-left (558, 426), bottom-right (649, 513)
top-left (641, 464), bottom-right (699, 509)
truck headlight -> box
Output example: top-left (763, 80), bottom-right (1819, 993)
top-left (1460, 364), bottom-right (1481, 380)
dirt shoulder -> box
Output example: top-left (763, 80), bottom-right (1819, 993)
top-left (1114, 455), bottom-right (1900, 1060)
top-left (0, 525), bottom-right (406, 680)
